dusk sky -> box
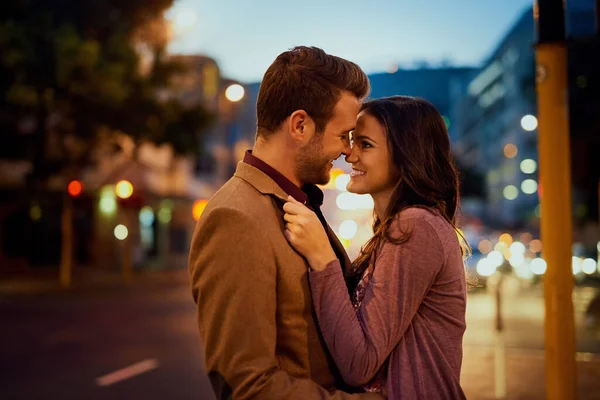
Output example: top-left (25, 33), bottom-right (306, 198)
top-left (167, 0), bottom-right (534, 83)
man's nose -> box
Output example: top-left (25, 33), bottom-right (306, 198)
top-left (341, 138), bottom-right (352, 157)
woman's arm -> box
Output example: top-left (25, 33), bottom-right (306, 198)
top-left (308, 217), bottom-right (444, 386)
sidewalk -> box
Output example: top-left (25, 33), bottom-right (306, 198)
top-left (461, 346), bottom-right (600, 399)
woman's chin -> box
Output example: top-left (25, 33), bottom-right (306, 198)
top-left (346, 183), bottom-right (368, 195)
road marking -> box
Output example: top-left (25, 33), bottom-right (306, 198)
top-left (96, 359), bottom-right (159, 387)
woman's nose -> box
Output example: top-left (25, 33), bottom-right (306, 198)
top-left (345, 146), bottom-right (359, 163)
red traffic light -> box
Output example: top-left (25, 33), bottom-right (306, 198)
top-left (67, 180), bottom-right (83, 197)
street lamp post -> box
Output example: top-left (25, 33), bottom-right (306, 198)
top-left (59, 191), bottom-right (74, 288)
top-left (534, 1), bottom-right (578, 398)
top-left (59, 180), bottom-right (83, 288)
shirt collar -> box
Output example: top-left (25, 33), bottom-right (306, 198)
top-left (243, 151), bottom-right (324, 207)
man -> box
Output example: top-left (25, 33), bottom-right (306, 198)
top-left (189, 46), bottom-right (382, 399)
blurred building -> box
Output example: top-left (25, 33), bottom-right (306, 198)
top-left (368, 67), bottom-right (477, 143)
top-left (567, 3), bottom-right (600, 235)
top-left (452, 2), bottom-right (599, 232)
top-left (452, 9), bottom-right (537, 228)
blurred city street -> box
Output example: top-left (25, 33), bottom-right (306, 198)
top-left (1, 0), bottom-right (600, 398)
top-left (2, 269), bottom-right (600, 399)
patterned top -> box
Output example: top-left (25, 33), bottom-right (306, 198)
top-left (351, 257), bottom-right (386, 393)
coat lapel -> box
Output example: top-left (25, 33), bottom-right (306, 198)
top-left (234, 162), bottom-right (289, 203)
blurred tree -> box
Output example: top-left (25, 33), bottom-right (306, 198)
top-left (0, 0), bottom-right (213, 187)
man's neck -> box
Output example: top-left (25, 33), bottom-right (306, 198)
top-left (251, 145), bottom-right (302, 188)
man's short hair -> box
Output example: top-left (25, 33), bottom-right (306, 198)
top-left (256, 46), bottom-right (370, 138)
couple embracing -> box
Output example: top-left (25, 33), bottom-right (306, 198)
top-left (189, 46), bottom-right (468, 400)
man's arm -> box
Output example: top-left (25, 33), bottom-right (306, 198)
top-left (189, 207), bottom-right (382, 399)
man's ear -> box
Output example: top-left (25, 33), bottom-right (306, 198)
top-left (288, 110), bottom-right (315, 144)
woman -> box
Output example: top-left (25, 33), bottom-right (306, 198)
top-left (283, 96), bottom-right (468, 399)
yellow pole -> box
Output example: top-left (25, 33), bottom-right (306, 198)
top-left (535, 42), bottom-right (578, 399)
top-left (59, 193), bottom-right (73, 288)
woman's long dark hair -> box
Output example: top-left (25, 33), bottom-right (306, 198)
top-left (351, 96), bottom-right (470, 281)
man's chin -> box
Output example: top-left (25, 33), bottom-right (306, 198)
top-left (314, 175), bottom-right (330, 186)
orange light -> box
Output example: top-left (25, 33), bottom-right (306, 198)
top-left (330, 168), bottom-right (344, 182)
top-left (499, 233), bottom-right (513, 246)
top-left (115, 180), bottom-right (133, 199)
top-left (68, 180), bottom-right (83, 197)
top-left (477, 239), bottom-right (493, 255)
top-left (503, 143), bottom-right (518, 159)
top-left (320, 168), bottom-right (346, 189)
top-left (192, 200), bottom-right (208, 221)
top-left (530, 239), bottom-right (543, 253)
top-left (520, 232), bottom-right (533, 245)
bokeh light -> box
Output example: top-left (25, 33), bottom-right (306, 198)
top-left (139, 206), bottom-right (155, 227)
top-left (488, 250), bottom-right (504, 267)
top-left (99, 186), bottom-right (117, 215)
top-left (158, 207), bottom-right (172, 224)
top-left (336, 192), bottom-right (374, 210)
top-left (531, 258), bottom-right (547, 275)
top-left (529, 239), bottom-right (543, 253)
top-left (335, 174), bottom-right (350, 191)
top-left (30, 205), bottom-right (42, 221)
top-left (476, 258), bottom-right (496, 277)
top-left (339, 220), bottom-right (358, 240)
top-left (503, 185), bottom-right (518, 200)
top-left (521, 179), bottom-right (538, 194)
top-left (572, 257), bottom-right (582, 275)
top-left (509, 241), bottom-right (526, 255)
top-left (520, 232), bottom-right (533, 245)
top-left (115, 180), bottom-right (133, 199)
top-left (442, 116), bottom-right (451, 129)
top-left (503, 143), bottom-right (518, 158)
top-left (499, 233), bottom-right (513, 246)
top-left (494, 241), bottom-right (508, 253)
top-left (67, 180), bottom-right (83, 197)
top-left (478, 239), bottom-right (493, 254)
top-left (521, 115), bottom-right (538, 131)
top-left (192, 200), bottom-right (208, 221)
top-left (114, 224), bottom-right (128, 241)
top-left (581, 258), bottom-right (597, 275)
top-left (520, 159), bottom-right (537, 174)
top-left (225, 84), bottom-right (245, 102)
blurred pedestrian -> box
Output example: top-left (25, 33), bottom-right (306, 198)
top-left (284, 96), bottom-right (469, 399)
